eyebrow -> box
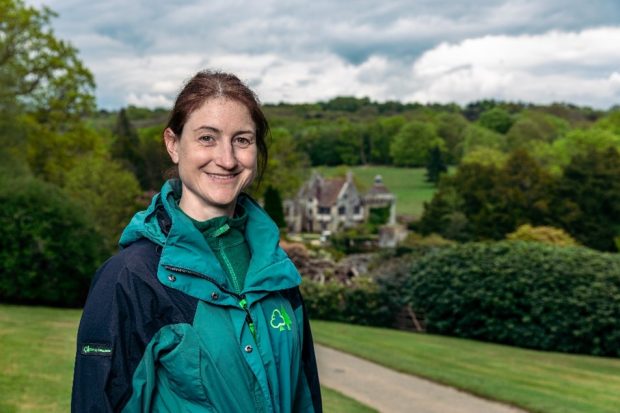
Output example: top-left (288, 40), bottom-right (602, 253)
top-left (193, 125), bottom-right (255, 135)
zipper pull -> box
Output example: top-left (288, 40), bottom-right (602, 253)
top-left (239, 297), bottom-right (257, 340)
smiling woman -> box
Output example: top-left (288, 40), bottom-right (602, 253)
top-left (71, 70), bottom-right (322, 413)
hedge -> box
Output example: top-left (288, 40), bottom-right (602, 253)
top-left (300, 276), bottom-right (405, 327)
top-left (407, 241), bottom-right (620, 356)
top-left (0, 177), bottom-right (104, 306)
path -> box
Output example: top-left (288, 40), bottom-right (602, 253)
top-left (316, 345), bottom-right (527, 413)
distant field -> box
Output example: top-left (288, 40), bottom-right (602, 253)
top-left (312, 320), bottom-right (620, 413)
top-left (0, 305), bottom-right (372, 413)
top-left (317, 165), bottom-right (437, 218)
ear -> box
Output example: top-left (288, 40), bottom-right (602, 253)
top-left (163, 128), bottom-right (180, 164)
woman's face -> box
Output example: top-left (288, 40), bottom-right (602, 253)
top-left (164, 97), bottom-right (258, 220)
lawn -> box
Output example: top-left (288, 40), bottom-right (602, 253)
top-left (312, 320), bottom-right (620, 413)
top-left (0, 304), bottom-right (372, 413)
top-left (317, 165), bottom-right (437, 218)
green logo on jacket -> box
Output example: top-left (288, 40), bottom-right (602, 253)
top-left (270, 306), bottom-right (292, 332)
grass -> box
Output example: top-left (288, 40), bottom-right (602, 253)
top-left (317, 165), bottom-right (438, 218)
top-left (311, 320), bottom-right (620, 413)
top-left (0, 304), bottom-right (371, 413)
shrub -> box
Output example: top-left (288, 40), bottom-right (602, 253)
top-left (0, 177), bottom-right (104, 306)
top-left (407, 241), bottom-right (620, 356)
top-left (506, 224), bottom-right (579, 247)
top-left (301, 276), bottom-right (404, 327)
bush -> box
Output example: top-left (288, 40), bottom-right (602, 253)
top-left (407, 241), bottom-right (620, 356)
top-left (300, 276), bottom-right (404, 327)
top-left (506, 224), bottom-right (579, 247)
top-left (0, 177), bottom-right (104, 306)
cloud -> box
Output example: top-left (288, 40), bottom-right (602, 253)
top-left (409, 27), bottom-right (620, 108)
top-left (25, 0), bottom-right (620, 108)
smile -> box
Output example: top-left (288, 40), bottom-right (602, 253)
top-left (205, 172), bottom-right (240, 181)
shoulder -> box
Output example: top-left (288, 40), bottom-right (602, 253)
top-left (88, 239), bottom-right (160, 302)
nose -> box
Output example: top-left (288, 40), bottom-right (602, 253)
top-left (215, 142), bottom-right (238, 170)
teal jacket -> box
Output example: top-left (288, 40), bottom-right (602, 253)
top-left (71, 180), bottom-right (322, 412)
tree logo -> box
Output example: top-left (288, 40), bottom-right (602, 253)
top-left (270, 306), bottom-right (292, 332)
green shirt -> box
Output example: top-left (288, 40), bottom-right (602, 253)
top-left (177, 204), bottom-right (251, 295)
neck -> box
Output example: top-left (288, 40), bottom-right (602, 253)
top-left (178, 192), bottom-right (236, 221)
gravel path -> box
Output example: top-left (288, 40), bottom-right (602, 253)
top-left (316, 344), bottom-right (528, 413)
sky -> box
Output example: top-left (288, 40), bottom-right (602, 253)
top-left (27, 0), bottom-right (620, 110)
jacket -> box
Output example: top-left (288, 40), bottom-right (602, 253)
top-left (71, 180), bottom-right (322, 412)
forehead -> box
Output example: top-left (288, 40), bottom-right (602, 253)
top-left (185, 97), bottom-right (255, 130)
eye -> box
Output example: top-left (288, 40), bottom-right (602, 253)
top-left (233, 136), bottom-right (254, 148)
top-left (198, 135), bottom-right (216, 145)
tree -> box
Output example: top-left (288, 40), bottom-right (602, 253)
top-left (425, 146), bottom-right (447, 184)
top-left (505, 110), bottom-right (568, 150)
top-left (0, 176), bottom-right (104, 306)
top-left (478, 107), bottom-right (514, 134)
top-left (255, 127), bottom-right (308, 198)
top-left (111, 108), bottom-right (145, 186)
top-left (435, 112), bottom-right (469, 164)
top-left (63, 154), bottom-right (143, 253)
top-left (553, 148), bottom-right (620, 251)
top-left (263, 185), bottom-right (286, 228)
top-left (390, 120), bottom-right (444, 167)
top-left (367, 115), bottom-right (406, 164)
top-left (0, 0), bottom-right (95, 126)
top-left (458, 124), bottom-right (505, 159)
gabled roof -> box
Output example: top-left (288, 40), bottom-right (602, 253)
top-left (318, 178), bottom-right (346, 207)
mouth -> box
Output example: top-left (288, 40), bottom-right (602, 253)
top-left (205, 172), bottom-right (240, 181)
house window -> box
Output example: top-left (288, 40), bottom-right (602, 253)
top-left (354, 205), bottom-right (361, 214)
top-left (338, 206), bottom-right (346, 215)
top-left (318, 206), bottom-right (330, 214)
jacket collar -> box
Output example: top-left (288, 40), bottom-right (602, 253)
top-left (119, 180), bottom-right (301, 296)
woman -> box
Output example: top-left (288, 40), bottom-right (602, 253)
top-left (72, 70), bottom-right (322, 412)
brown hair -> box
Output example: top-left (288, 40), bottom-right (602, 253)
top-left (165, 70), bottom-right (269, 184)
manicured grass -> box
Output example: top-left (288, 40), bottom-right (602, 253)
top-left (0, 305), bottom-right (370, 413)
top-left (321, 386), bottom-right (378, 413)
top-left (317, 165), bottom-right (437, 218)
top-left (312, 320), bottom-right (620, 413)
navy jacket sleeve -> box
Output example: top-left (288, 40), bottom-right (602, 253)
top-left (72, 240), bottom-right (198, 412)
top-left (71, 255), bottom-right (137, 412)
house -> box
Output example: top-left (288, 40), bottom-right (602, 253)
top-left (284, 171), bottom-right (396, 234)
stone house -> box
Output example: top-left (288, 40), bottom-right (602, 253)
top-left (284, 171), bottom-right (396, 234)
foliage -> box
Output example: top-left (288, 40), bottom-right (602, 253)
top-left (505, 110), bottom-right (569, 150)
top-left (419, 150), bottom-right (557, 242)
top-left (460, 147), bottom-right (508, 168)
top-left (0, 177), bottom-right (104, 306)
top-left (477, 107), bottom-right (514, 134)
top-left (300, 276), bottom-right (404, 327)
top-left (457, 123), bottom-right (505, 159)
top-left (62, 154), bottom-right (143, 253)
top-left (553, 148), bottom-right (620, 251)
top-left (407, 241), bottom-right (620, 356)
top-left (425, 145), bottom-right (447, 183)
top-left (111, 108), bottom-right (146, 188)
top-left (0, 0), bottom-right (95, 126)
top-left (263, 185), bottom-right (286, 228)
top-left (435, 112), bottom-right (468, 164)
top-left (256, 127), bottom-right (309, 198)
top-left (390, 120), bottom-right (444, 167)
top-left (506, 224), bottom-right (579, 247)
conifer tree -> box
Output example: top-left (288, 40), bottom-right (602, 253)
top-left (263, 185), bottom-right (286, 228)
top-left (425, 145), bottom-right (448, 184)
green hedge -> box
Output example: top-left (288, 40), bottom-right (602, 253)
top-left (407, 241), bottom-right (620, 356)
top-left (0, 177), bottom-right (104, 307)
top-left (300, 277), bottom-right (404, 327)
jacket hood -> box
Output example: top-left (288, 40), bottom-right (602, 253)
top-left (119, 180), bottom-right (301, 297)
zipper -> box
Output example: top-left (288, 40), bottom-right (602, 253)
top-left (164, 264), bottom-right (256, 340)
top-left (239, 296), bottom-right (256, 340)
